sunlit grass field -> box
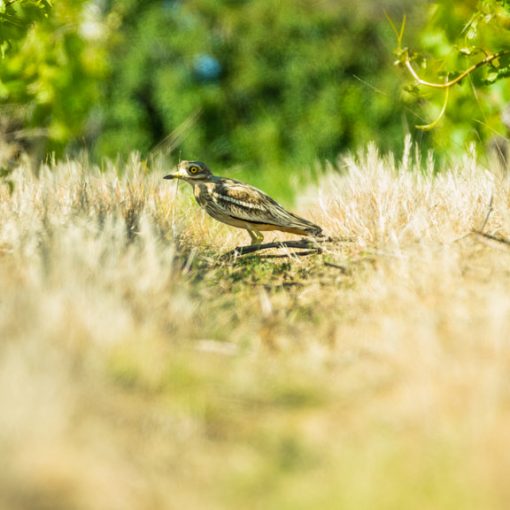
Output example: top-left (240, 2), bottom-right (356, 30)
top-left (2, 143), bottom-right (510, 509)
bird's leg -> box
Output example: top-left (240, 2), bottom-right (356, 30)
top-left (247, 230), bottom-right (257, 244)
top-left (247, 229), bottom-right (264, 245)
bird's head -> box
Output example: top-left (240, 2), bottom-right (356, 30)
top-left (164, 160), bottom-right (213, 182)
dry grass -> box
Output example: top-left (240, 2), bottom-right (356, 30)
top-left (2, 144), bottom-right (510, 509)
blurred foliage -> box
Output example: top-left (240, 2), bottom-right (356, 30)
top-left (6, 0), bottom-right (509, 184)
top-left (396, 0), bottom-right (510, 156)
top-left (0, 0), bottom-right (51, 50)
top-left (96, 0), bottom-right (418, 184)
top-left (0, 0), bottom-right (113, 156)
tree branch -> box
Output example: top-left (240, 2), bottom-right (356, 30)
top-left (472, 230), bottom-right (510, 247)
top-left (222, 239), bottom-right (324, 259)
top-left (402, 49), bottom-right (510, 89)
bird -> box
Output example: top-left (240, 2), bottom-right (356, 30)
top-left (164, 160), bottom-right (323, 245)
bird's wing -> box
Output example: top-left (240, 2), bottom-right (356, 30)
top-left (210, 179), bottom-right (321, 233)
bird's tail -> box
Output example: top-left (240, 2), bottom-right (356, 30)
top-left (305, 224), bottom-right (325, 237)
top-left (284, 213), bottom-right (324, 238)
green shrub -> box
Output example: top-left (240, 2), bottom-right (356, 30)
top-left (0, 0), bottom-right (111, 156)
top-left (96, 0), bottom-right (417, 183)
top-left (396, 0), bottom-right (510, 157)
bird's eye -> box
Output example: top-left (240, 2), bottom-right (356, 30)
top-left (189, 165), bottom-right (200, 174)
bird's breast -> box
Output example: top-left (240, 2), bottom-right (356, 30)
top-left (192, 183), bottom-right (214, 208)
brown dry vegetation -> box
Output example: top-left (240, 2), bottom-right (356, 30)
top-left (2, 143), bottom-right (510, 509)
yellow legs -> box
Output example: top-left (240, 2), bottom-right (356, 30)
top-left (247, 229), bottom-right (264, 245)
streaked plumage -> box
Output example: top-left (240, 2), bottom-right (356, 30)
top-left (164, 160), bottom-right (323, 244)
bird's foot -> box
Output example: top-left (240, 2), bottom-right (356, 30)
top-left (247, 230), bottom-right (264, 245)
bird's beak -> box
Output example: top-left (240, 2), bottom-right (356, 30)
top-left (163, 167), bottom-right (186, 180)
